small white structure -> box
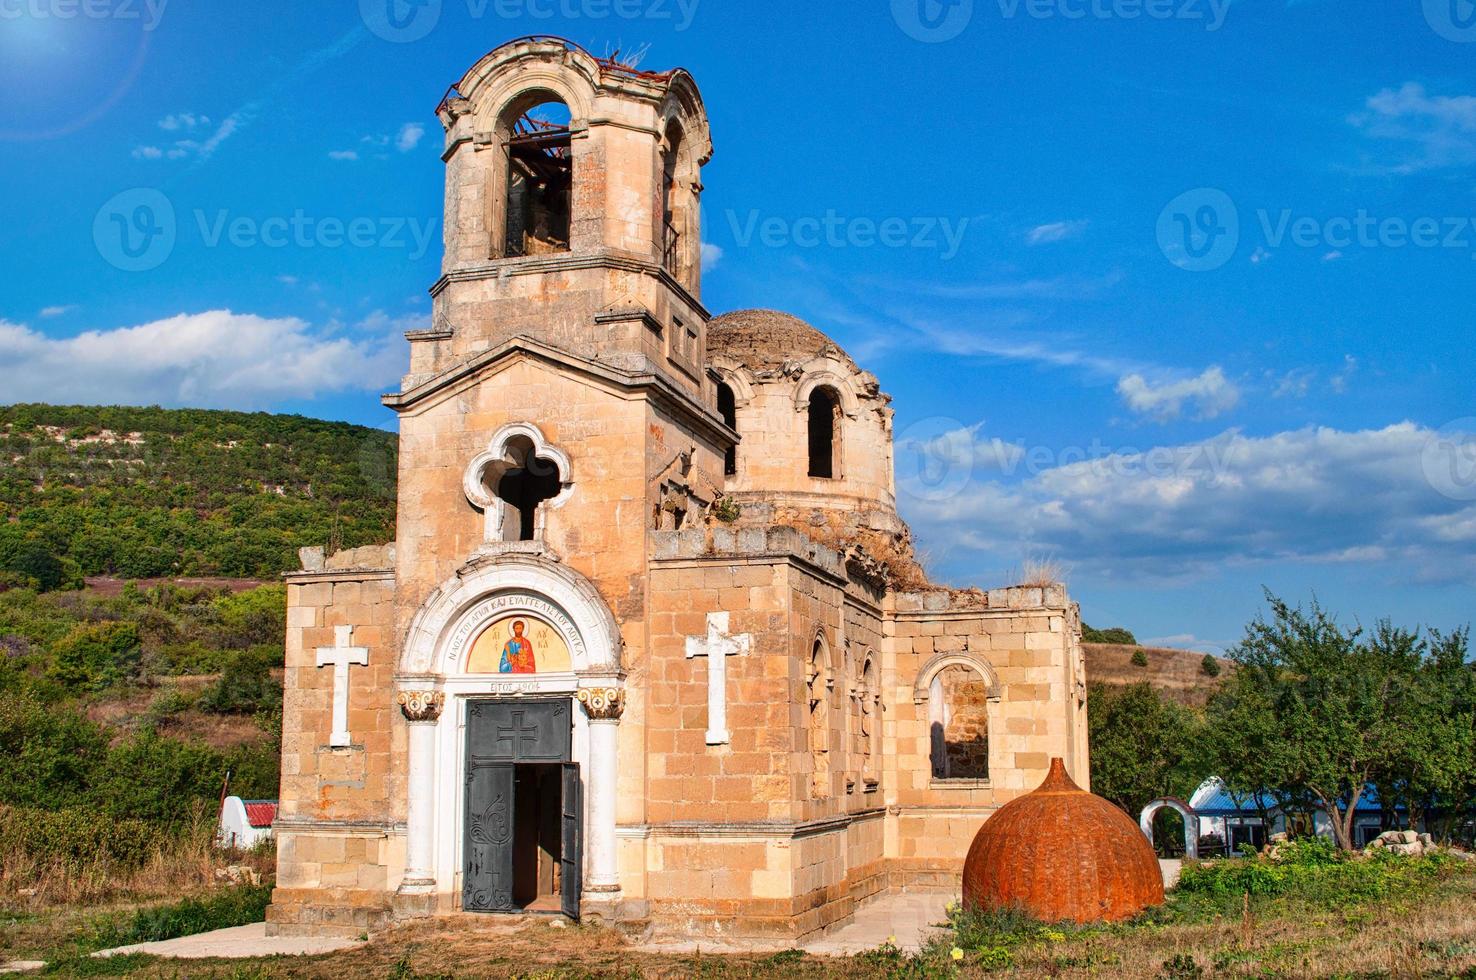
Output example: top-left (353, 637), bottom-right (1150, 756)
top-left (217, 797), bottom-right (278, 850)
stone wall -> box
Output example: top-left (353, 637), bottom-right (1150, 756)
top-left (268, 553), bottom-right (401, 937)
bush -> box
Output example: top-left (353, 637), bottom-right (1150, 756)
top-left (48, 622), bottom-right (142, 691)
top-left (202, 647), bottom-right (281, 715)
top-left (1200, 654), bottom-right (1221, 677)
top-left (1131, 649), bottom-right (1149, 667)
top-left (1175, 847), bottom-right (1457, 906)
top-left (0, 805), bottom-right (170, 870)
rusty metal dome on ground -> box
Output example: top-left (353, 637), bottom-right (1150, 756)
top-left (962, 757), bottom-right (1165, 923)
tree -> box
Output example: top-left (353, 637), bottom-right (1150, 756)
top-left (1089, 682), bottom-right (1205, 818)
top-left (1206, 594), bottom-right (1469, 851)
top-left (1084, 624), bottom-right (1138, 645)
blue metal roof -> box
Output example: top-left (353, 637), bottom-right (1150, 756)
top-left (1195, 784), bottom-right (1397, 816)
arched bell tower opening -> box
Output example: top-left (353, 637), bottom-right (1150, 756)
top-left (500, 97), bottom-right (573, 258)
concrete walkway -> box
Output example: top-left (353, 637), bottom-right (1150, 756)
top-left (802, 893), bottom-right (954, 956)
top-left (92, 923), bottom-right (361, 960)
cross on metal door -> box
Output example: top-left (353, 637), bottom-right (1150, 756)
top-left (463, 762), bottom-right (514, 911)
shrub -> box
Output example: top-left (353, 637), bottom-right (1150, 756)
top-left (1131, 649), bottom-right (1149, 667)
top-left (0, 805), bottom-right (170, 870)
top-left (1200, 654), bottom-right (1221, 677)
top-left (202, 648), bottom-right (281, 715)
top-left (48, 622), bottom-right (142, 691)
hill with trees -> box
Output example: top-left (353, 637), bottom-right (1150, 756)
top-left (0, 404), bottom-right (397, 590)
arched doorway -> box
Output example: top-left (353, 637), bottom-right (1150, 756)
top-left (1139, 798), bottom-right (1199, 860)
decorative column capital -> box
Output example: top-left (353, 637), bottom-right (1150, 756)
top-left (576, 686), bottom-right (625, 721)
top-left (397, 690), bottom-right (445, 723)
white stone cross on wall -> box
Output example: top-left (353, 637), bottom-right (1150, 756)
top-left (685, 612), bottom-right (752, 745)
top-left (316, 625), bottom-right (369, 748)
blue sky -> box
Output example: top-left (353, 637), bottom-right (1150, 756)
top-left (2, 1), bottom-right (1474, 650)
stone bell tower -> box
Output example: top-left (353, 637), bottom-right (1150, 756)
top-left (383, 33), bottom-right (732, 634)
top-left (402, 36), bottom-right (716, 392)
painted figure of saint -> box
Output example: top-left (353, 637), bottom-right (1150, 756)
top-left (498, 620), bottom-right (537, 674)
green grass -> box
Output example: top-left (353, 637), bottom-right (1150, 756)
top-left (87, 883), bottom-right (273, 951)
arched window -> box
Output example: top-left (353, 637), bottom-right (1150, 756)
top-left (807, 386), bottom-right (839, 479)
top-left (484, 434), bottom-right (563, 542)
top-left (504, 99), bottom-right (572, 258)
top-left (716, 381), bottom-right (737, 476)
top-left (859, 657), bottom-right (878, 781)
top-left (659, 117), bottom-right (700, 289)
top-left (808, 635), bottom-right (831, 799)
top-left (928, 664), bottom-right (990, 780)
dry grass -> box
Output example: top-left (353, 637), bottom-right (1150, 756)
top-left (35, 865), bottom-right (1474, 978)
top-left (1012, 558), bottom-right (1066, 588)
top-left (1084, 643), bottom-right (1229, 707)
top-left (0, 814), bottom-right (275, 962)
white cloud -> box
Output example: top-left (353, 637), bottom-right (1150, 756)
top-left (38, 306), bottom-right (76, 318)
top-left (0, 311), bottom-right (407, 410)
top-left (134, 113), bottom-right (243, 163)
top-left (1116, 366), bottom-right (1240, 422)
top-left (1350, 82), bottom-right (1476, 173)
top-left (328, 150), bottom-right (360, 161)
top-left (701, 241), bottom-right (723, 272)
top-left (158, 113), bottom-right (210, 132)
top-left (901, 422), bottom-right (1476, 583)
top-left (1330, 354), bottom-right (1358, 394)
top-left (1249, 246), bottom-right (1272, 265)
top-left (396, 123), bottom-right (426, 153)
top-left (1026, 220), bottom-right (1089, 245)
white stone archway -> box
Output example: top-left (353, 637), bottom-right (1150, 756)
top-left (394, 553), bottom-right (624, 916)
top-left (1140, 798), bottom-right (1200, 860)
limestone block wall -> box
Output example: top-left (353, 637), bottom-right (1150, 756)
top-left (269, 552), bottom-right (402, 936)
top-left (639, 528), bottom-right (887, 939)
top-left (881, 585), bottom-right (1087, 888)
top-left (719, 365), bottom-right (896, 513)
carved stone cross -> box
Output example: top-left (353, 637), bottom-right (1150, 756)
top-left (316, 625), bottom-right (369, 748)
top-left (684, 612), bottom-right (751, 745)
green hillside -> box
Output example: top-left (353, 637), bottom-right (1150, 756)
top-left (0, 405), bottom-right (397, 589)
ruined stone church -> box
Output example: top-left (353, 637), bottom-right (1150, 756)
top-left (268, 36), bottom-right (1088, 941)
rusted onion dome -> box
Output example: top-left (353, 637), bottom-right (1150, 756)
top-left (962, 758), bottom-right (1164, 923)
